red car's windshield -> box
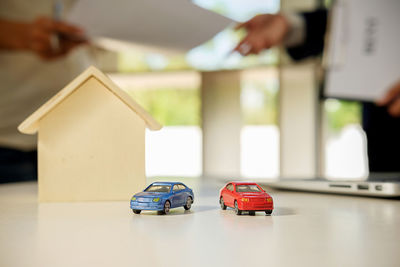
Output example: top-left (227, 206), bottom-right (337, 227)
top-left (236, 185), bottom-right (262, 193)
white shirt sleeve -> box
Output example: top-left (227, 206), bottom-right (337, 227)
top-left (282, 12), bottom-right (306, 48)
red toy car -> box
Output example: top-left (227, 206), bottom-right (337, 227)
top-left (219, 182), bottom-right (273, 215)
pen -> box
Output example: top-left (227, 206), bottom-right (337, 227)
top-left (50, 0), bottom-right (63, 52)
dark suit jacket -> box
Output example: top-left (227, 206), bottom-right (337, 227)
top-left (287, 9), bottom-right (328, 60)
top-left (286, 9), bottom-right (400, 172)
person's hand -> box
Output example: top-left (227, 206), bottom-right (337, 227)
top-left (233, 14), bottom-right (289, 56)
top-left (377, 80), bottom-right (400, 117)
top-left (22, 16), bottom-right (87, 60)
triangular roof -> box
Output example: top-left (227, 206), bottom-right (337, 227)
top-left (18, 66), bottom-right (162, 134)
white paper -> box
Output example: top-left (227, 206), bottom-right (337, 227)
top-left (325, 0), bottom-right (400, 101)
top-left (67, 0), bottom-right (235, 52)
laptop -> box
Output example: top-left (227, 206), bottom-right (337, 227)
top-left (263, 1), bottom-right (400, 198)
top-left (261, 173), bottom-right (400, 198)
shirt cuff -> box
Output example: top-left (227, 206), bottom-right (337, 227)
top-left (282, 12), bottom-right (306, 48)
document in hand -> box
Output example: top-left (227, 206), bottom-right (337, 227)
top-left (67, 0), bottom-right (235, 52)
top-left (324, 0), bottom-right (400, 101)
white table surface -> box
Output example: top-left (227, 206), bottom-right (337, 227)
top-left (1, 179), bottom-right (400, 267)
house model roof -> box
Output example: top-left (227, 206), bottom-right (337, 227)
top-left (18, 66), bottom-right (162, 134)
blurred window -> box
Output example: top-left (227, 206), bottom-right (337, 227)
top-left (110, 0), bottom-right (281, 178)
top-left (236, 184), bottom-right (262, 192)
top-left (145, 185), bottom-right (171, 193)
top-left (226, 183), bottom-right (234, 191)
top-left (173, 185), bottom-right (180, 192)
top-left (240, 68), bottom-right (280, 179)
top-left (178, 184), bottom-right (186, 190)
top-left (110, 72), bottom-right (202, 177)
top-left (323, 99), bottom-right (368, 179)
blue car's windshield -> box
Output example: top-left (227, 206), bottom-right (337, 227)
top-left (145, 185), bottom-right (171, 193)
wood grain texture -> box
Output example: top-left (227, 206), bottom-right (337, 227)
top-left (18, 66), bottom-right (161, 134)
top-left (38, 77), bottom-right (146, 202)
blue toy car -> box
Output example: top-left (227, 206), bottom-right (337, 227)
top-left (130, 182), bottom-right (194, 215)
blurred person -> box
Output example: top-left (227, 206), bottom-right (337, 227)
top-left (0, 0), bottom-right (90, 183)
top-left (234, 9), bottom-right (400, 173)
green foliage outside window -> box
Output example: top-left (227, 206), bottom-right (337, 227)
top-left (324, 99), bottom-right (361, 131)
top-left (125, 88), bottom-right (201, 126)
top-left (241, 76), bottom-right (279, 125)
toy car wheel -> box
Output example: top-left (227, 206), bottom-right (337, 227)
top-left (184, 196), bottom-right (193, 210)
top-left (132, 209), bottom-right (141, 214)
top-left (265, 210), bottom-right (273, 215)
top-left (162, 200), bottom-right (171, 214)
top-left (220, 197), bottom-right (227, 210)
top-left (234, 201), bottom-right (242, 215)
top-left (249, 211), bottom-right (256, 216)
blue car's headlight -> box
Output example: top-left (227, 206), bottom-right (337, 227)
top-left (131, 196), bottom-right (136, 201)
top-left (153, 197), bottom-right (160, 202)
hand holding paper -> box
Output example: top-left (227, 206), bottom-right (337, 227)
top-left (0, 16), bottom-right (86, 60)
top-left (377, 80), bottom-right (400, 117)
top-left (325, 0), bottom-right (400, 101)
top-left (67, 0), bottom-right (235, 52)
top-left (234, 14), bottom-right (289, 55)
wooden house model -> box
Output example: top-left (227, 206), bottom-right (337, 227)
top-left (18, 66), bottom-right (162, 202)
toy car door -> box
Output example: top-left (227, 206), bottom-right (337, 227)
top-left (178, 184), bottom-right (189, 203)
top-left (224, 183), bottom-right (235, 207)
top-left (172, 184), bottom-right (184, 207)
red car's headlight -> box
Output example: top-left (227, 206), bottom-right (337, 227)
top-left (241, 198), bottom-right (249, 202)
top-left (267, 198), bottom-right (272, 203)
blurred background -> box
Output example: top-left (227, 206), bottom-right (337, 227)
top-left (92, 0), bottom-right (366, 180)
top-left (0, 0), bottom-right (370, 182)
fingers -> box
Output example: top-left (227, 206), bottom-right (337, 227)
top-left (53, 21), bottom-right (85, 39)
top-left (388, 98), bottom-right (400, 117)
top-left (30, 28), bottom-right (52, 52)
top-left (377, 81), bottom-right (400, 106)
top-left (376, 80), bottom-right (400, 117)
top-left (233, 40), bottom-right (268, 56)
top-left (34, 16), bottom-right (54, 31)
top-left (233, 32), bottom-right (273, 56)
top-left (233, 14), bottom-right (288, 56)
top-left (28, 16), bottom-right (86, 60)
top-left (235, 21), bottom-right (249, 31)
top-left (233, 35), bottom-right (252, 55)
top-left (34, 16), bottom-right (84, 36)
top-left (235, 17), bottom-right (257, 31)
top-left (235, 14), bottom-right (273, 31)
top-left (250, 36), bottom-right (272, 54)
